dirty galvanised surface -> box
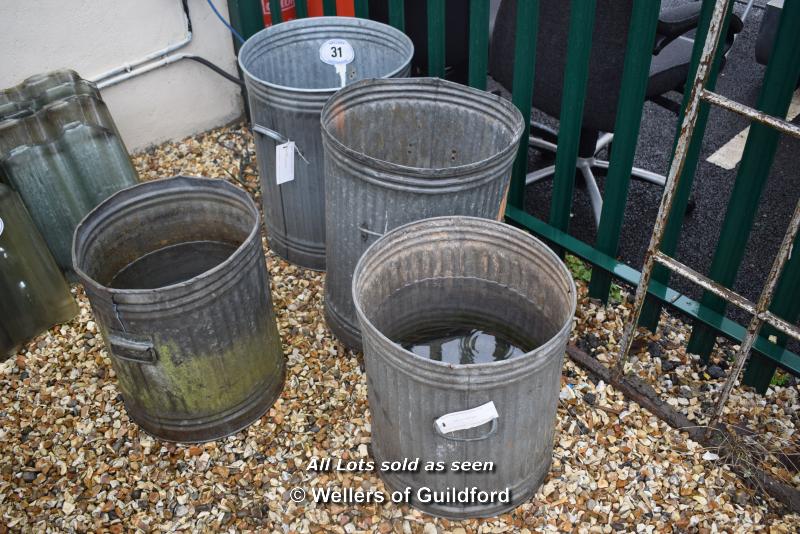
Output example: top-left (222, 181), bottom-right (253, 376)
top-left (354, 216), bottom-right (575, 519)
top-left (322, 78), bottom-right (523, 351)
top-left (1, 122), bottom-right (799, 532)
top-left (239, 16), bottom-right (414, 271)
top-left (72, 176), bottom-right (285, 443)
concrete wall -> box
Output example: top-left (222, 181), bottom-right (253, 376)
top-left (0, 0), bottom-right (244, 151)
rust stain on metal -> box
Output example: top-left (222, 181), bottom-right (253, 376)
top-left (706, 197), bottom-right (800, 437)
top-left (615, 0), bottom-right (800, 435)
top-left (652, 252), bottom-right (759, 315)
top-left (615, 0), bottom-right (734, 375)
top-left (701, 89), bottom-right (800, 139)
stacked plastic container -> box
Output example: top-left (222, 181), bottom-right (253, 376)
top-left (0, 184), bottom-right (77, 359)
top-left (0, 70), bottom-right (138, 358)
top-left (0, 70), bottom-right (139, 271)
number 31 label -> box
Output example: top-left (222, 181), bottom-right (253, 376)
top-left (319, 39), bottom-right (354, 65)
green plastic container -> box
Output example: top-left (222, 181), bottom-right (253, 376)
top-left (0, 94), bottom-right (138, 270)
top-left (0, 183), bottom-right (77, 359)
top-left (0, 70), bottom-right (100, 122)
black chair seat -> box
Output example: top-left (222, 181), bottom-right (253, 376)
top-left (648, 35), bottom-right (696, 97)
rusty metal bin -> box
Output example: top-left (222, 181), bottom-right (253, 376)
top-left (72, 176), bottom-right (285, 442)
top-left (322, 78), bottom-right (524, 350)
top-left (353, 216), bottom-right (576, 518)
top-left (238, 16), bottom-right (414, 270)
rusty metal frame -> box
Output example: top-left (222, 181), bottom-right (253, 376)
top-left (700, 89), bottom-right (800, 138)
top-left (615, 0), bottom-right (800, 435)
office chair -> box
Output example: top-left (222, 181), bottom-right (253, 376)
top-left (489, 0), bottom-right (742, 226)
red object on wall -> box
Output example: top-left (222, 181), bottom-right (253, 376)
top-left (263, 0), bottom-right (354, 26)
top-left (263, 0), bottom-right (297, 26)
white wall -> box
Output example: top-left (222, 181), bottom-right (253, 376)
top-left (0, 0), bottom-right (244, 151)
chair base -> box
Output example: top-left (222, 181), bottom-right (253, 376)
top-left (525, 127), bottom-right (666, 227)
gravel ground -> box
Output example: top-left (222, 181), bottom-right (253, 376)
top-left (1, 122), bottom-right (799, 532)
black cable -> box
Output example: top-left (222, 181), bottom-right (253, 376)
top-left (181, 0), bottom-right (193, 34)
top-left (184, 55), bottom-right (245, 87)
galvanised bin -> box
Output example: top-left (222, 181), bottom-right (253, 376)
top-left (353, 216), bottom-right (576, 518)
top-left (322, 78), bottom-right (524, 350)
top-left (238, 16), bottom-right (414, 270)
top-left (0, 183), bottom-right (77, 359)
top-left (72, 176), bottom-right (285, 442)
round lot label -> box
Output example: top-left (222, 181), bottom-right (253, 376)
top-left (319, 39), bottom-right (354, 65)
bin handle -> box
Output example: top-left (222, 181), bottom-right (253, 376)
top-left (434, 401), bottom-right (499, 442)
top-left (252, 123), bottom-right (309, 164)
top-left (106, 330), bottom-right (158, 364)
top-left (358, 223), bottom-right (385, 241)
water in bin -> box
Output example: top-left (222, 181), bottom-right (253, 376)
top-left (353, 216), bottom-right (576, 518)
top-left (390, 281), bottom-right (535, 364)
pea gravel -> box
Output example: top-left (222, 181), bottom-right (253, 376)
top-left (1, 122), bottom-right (799, 533)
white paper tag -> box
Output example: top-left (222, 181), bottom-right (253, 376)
top-left (319, 39), bottom-right (354, 87)
top-left (276, 141), bottom-right (295, 185)
top-left (435, 401), bottom-right (499, 435)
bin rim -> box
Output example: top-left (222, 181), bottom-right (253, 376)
top-left (237, 16), bottom-right (414, 95)
top-left (320, 77), bottom-right (525, 180)
top-left (71, 175), bottom-right (261, 297)
top-left (352, 215), bottom-right (577, 372)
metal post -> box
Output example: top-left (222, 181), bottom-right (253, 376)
top-left (269, 0), bottom-right (283, 23)
top-left (354, 0), bottom-right (369, 18)
top-left (616, 0), bottom-right (732, 374)
top-left (706, 197), bottom-right (800, 437)
top-left (588, 0), bottom-right (662, 301)
top-left (548, 0), bottom-right (597, 236)
top-left (686, 1), bottom-right (800, 361)
top-left (226, 0), bottom-right (266, 50)
top-left (323, 0), bottom-right (337, 16)
top-left (743, 232), bottom-right (800, 391)
top-left (427, 0), bottom-right (446, 77)
top-left (388, 0), bottom-right (405, 32)
top-left (508, 0), bottom-right (540, 209)
top-left (638, 0), bottom-right (734, 329)
top-left (296, 0), bottom-right (309, 18)
top-left (468, 0), bottom-right (490, 90)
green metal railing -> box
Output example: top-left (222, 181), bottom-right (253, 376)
top-left (685, 3), bottom-right (800, 368)
top-left (636, 0), bottom-right (734, 331)
top-left (548, 0), bottom-right (596, 240)
top-left (614, 0), bottom-right (800, 434)
top-left (225, 0), bottom-right (800, 392)
top-left (508, 0), bottom-right (539, 209)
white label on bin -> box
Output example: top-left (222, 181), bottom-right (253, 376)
top-left (435, 401), bottom-right (499, 435)
top-left (319, 39), bottom-right (354, 87)
top-left (276, 141), bottom-right (295, 185)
